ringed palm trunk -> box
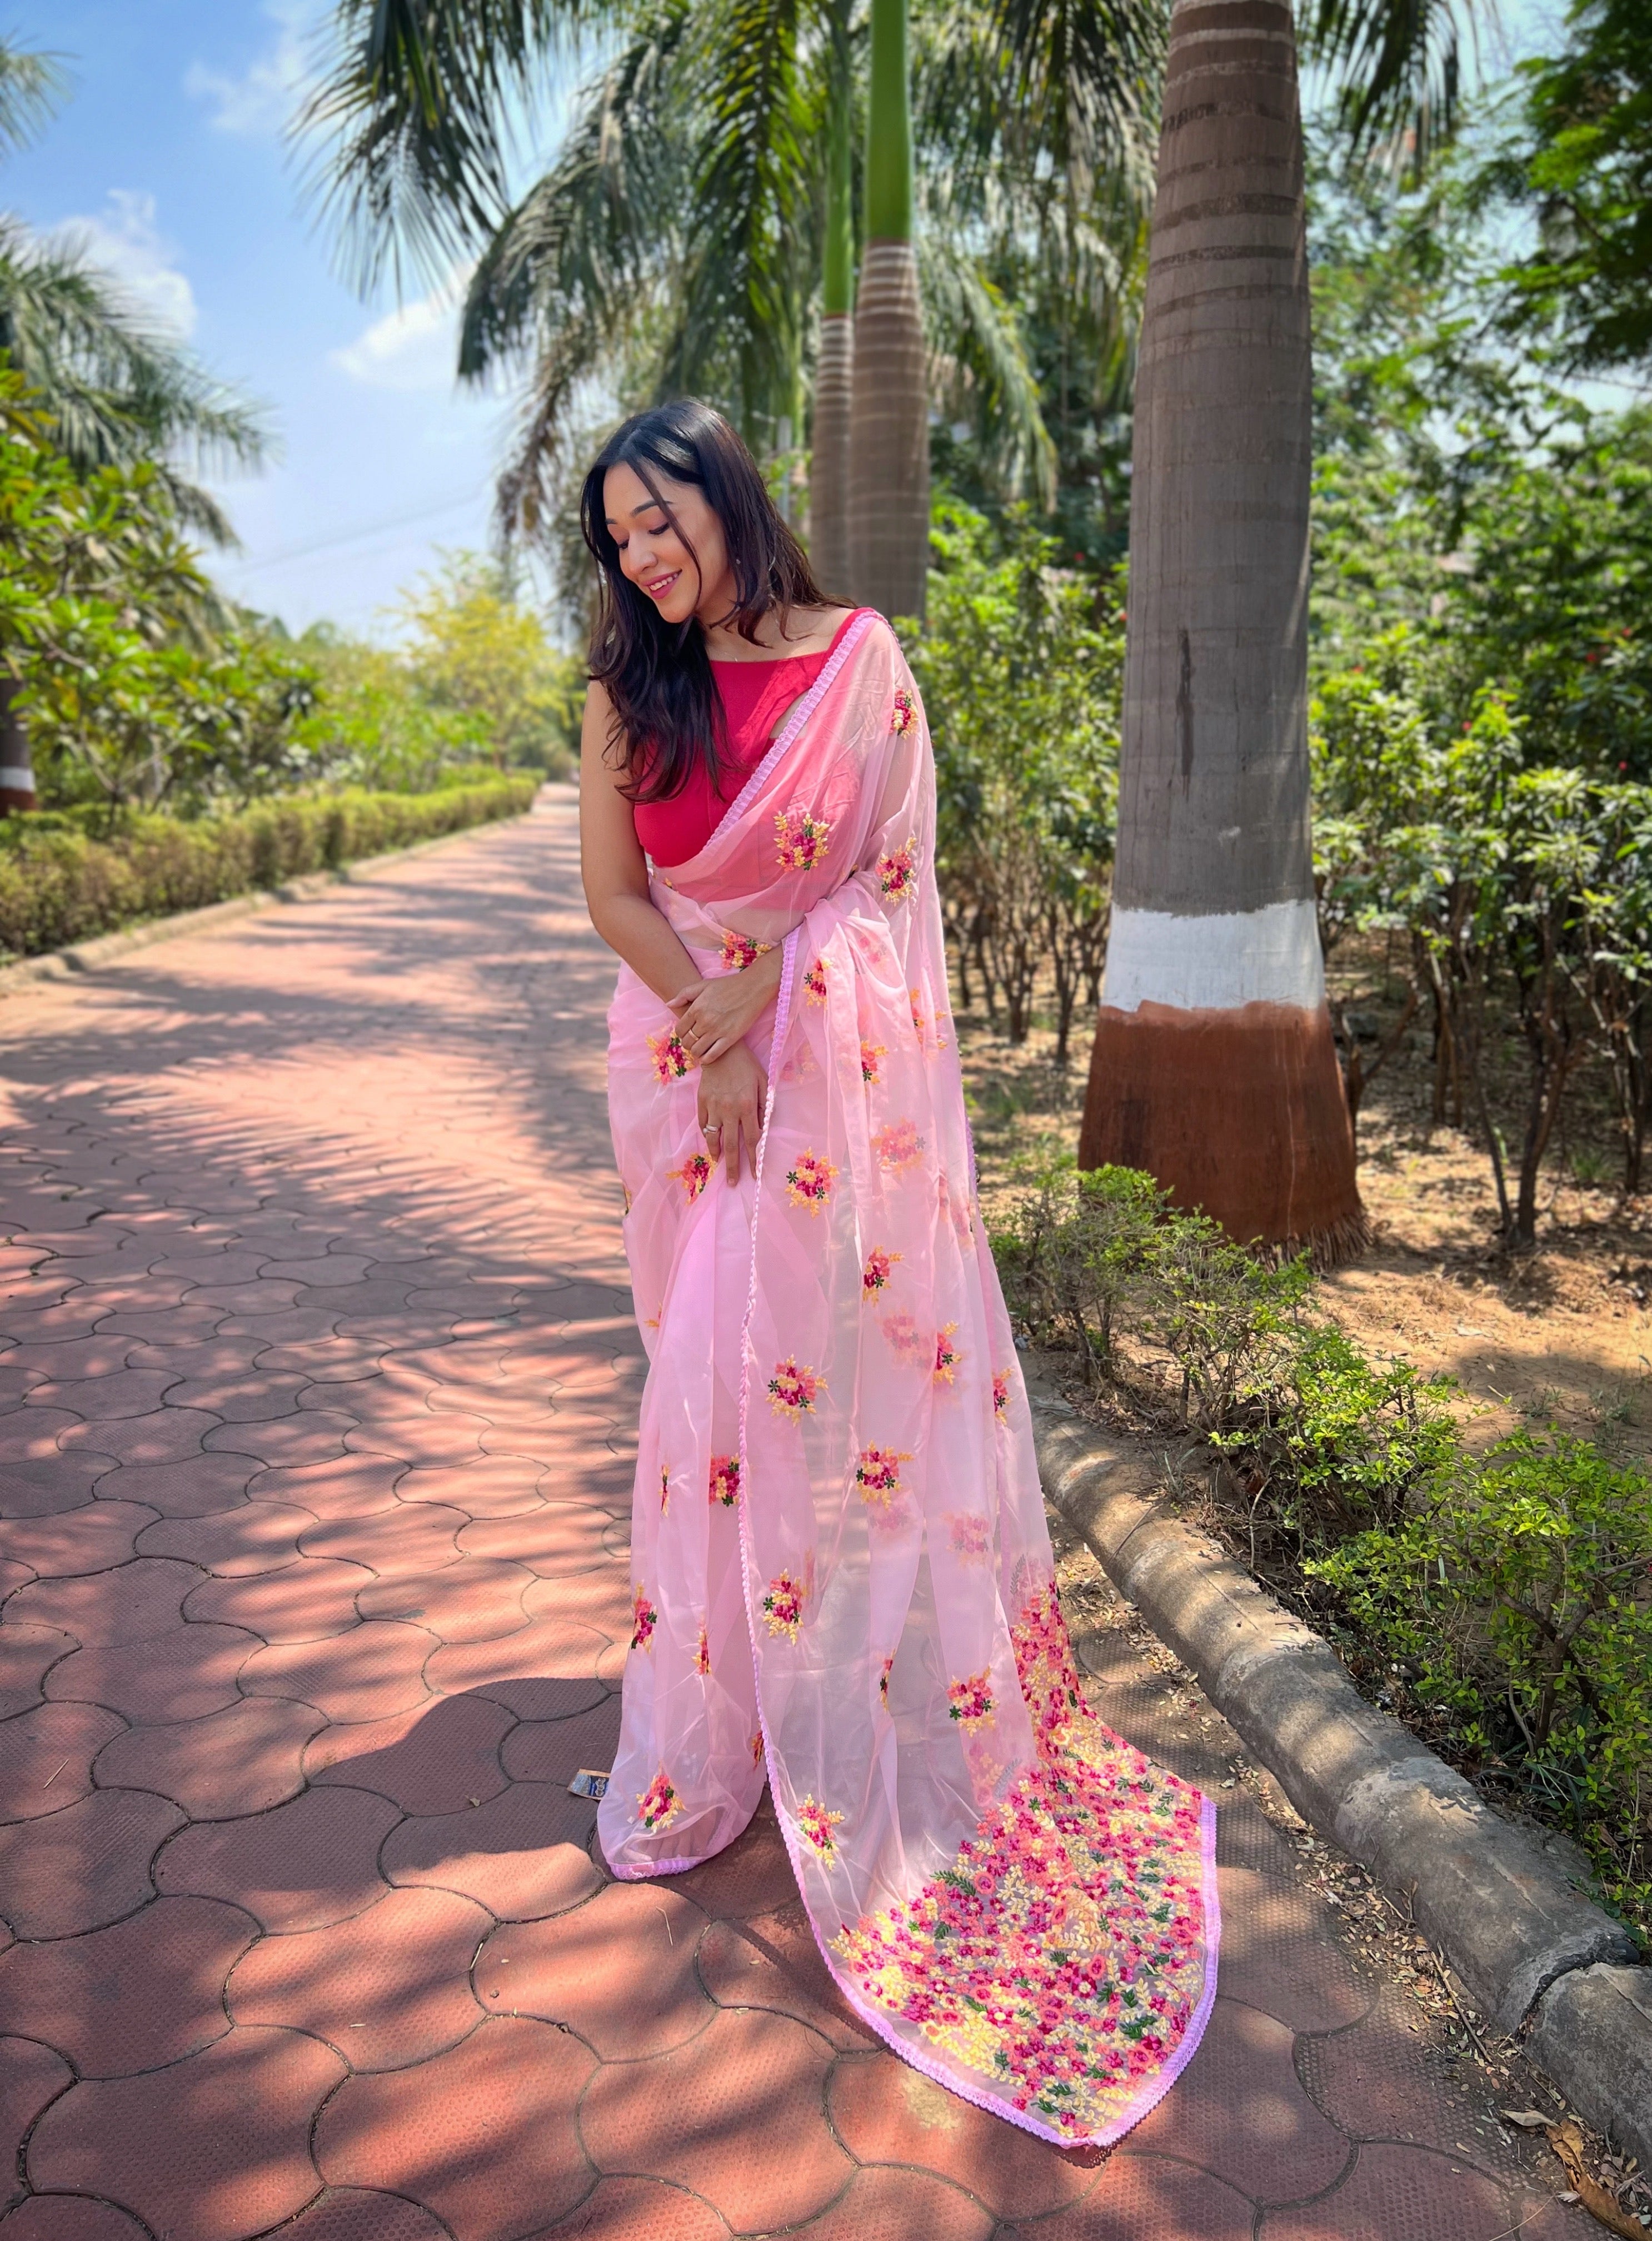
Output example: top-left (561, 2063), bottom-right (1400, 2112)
top-left (847, 0), bottom-right (927, 622)
top-left (1077, 0), bottom-right (1364, 1262)
top-left (810, 50), bottom-right (855, 599)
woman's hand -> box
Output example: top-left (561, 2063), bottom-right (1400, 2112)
top-left (670, 948), bottom-right (782, 1067)
top-left (697, 1043), bottom-right (768, 1183)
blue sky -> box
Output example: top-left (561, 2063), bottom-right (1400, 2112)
top-left (3, 1), bottom-right (1569, 644)
top-left (2, 0), bottom-right (568, 638)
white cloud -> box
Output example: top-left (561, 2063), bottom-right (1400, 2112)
top-left (50, 191), bottom-right (197, 340)
top-left (186, 0), bottom-right (312, 139)
top-left (330, 270), bottom-right (472, 394)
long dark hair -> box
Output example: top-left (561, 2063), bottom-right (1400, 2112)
top-left (581, 399), bottom-right (841, 804)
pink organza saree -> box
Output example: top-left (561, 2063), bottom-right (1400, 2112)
top-left (598, 609), bottom-right (1218, 2144)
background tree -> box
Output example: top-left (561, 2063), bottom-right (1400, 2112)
top-left (1076, 0), bottom-right (1474, 1261)
top-left (849, 0), bottom-right (926, 617)
top-left (1487, 0), bottom-right (1652, 377)
top-left (305, 0), bottom-right (1155, 609)
top-left (0, 34), bottom-right (271, 810)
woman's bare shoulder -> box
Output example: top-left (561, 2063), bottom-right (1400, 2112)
top-left (785, 602), bottom-right (860, 655)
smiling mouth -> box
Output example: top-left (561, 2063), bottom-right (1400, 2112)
top-left (644, 570), bottom-right (682, 600)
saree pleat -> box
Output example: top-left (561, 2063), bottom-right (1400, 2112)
top-left (598, 612), bottom-right (1219, 2143)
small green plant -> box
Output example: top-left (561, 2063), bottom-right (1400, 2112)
top-left (990, 1159), bottom-right (1161, 1381)
top-left (1232, 1327), bottom-right (1461, 1546)
top-left (1309, 1434), bottom-right (1652, 1940)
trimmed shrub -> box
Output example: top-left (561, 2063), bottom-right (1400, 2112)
top-left (0, 778), bottom-right (538, 961)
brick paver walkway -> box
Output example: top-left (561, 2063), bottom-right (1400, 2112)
top-left (0, 789), bottom-right (1584, 2240)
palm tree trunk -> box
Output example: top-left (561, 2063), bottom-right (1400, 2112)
top-left (0, 681), bottom-right (37, 814)
top-left (1076, 0), bottom-right (1364, 1263)
top-left (810, 53), bottom-right (855, 600)
top-left (847, 0), bottom-right (927, 622)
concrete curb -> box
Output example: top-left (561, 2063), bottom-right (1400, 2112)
top-left (1031, 1389), bottom-right (1652, 2169)
top-left (0, 800), bottom-right (546, 998)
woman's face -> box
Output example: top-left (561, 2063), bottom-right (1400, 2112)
top-left (603, 461), bottom-right (733, 629)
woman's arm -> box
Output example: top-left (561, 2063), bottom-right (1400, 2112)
top-left (578, 679), bottom-right (771, 1181)
top-left (579, 679), bottom-right (704, 1005)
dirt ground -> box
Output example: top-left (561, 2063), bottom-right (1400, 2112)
top-left (959, 948), bottom-right (1652, 1477)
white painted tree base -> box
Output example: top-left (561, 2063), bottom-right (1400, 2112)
top-left (1101, 898), bottom-right (1324, 1015)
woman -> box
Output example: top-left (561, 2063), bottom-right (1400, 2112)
top-left (579, 398), bottom-right (1217, 2145)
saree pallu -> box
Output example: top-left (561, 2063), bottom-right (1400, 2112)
top-left (598, 610), bottom-right (1219, 2144)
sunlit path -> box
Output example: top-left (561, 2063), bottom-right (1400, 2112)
top-left (0, 790), bottom-right (1585, 2239)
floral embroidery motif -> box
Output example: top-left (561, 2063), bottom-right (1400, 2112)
top-left (708, 1452), bottom-right (741, 1508)
top-left (880, 1311), bottom-right (926, 1364)
top-left (860, 1040), bottom-right (886, 1085)
top-left (762, 1571), bottom-right (805, 1639)
top-left (720, 928), bottom-right (772, 973)
top-left (751, 1731), bottom-right (765, 1767)
top-left (872, 1119), bottom-right (925, 1173)
top-left (948, 1669), bottom-right (996, 1726)
top-left (993, 1368), bottom-right (1011, 1417)
top-left (879, 1655), bottom-right (894, 1701)
top-left (660, 1464), bottom-right (672, 1514)
top-left (775, 806), bottom-right (831, 873)
top-left (861, 1246), bottom-right (901, 1300)
top-left (668, 1149), bottom-right (712, 1203)
top-left (785, 1149), bottom-right (837, 1217)
top-left (855, 1446), bottom-right (911, 1506)
top-left (833, 1582), bottom-right (1210, 2138)
top-left (696, 1625), bottom-right (711, 1676)
top-left (877, 836), bottom-right (918, 903)
top-left (910, 989), bottom-right (927, 1045)
top-left (647, 1028), bottom-right (691, 1083)
top-left (768, 1358), bottom-right (825, 1416)
top-left (637, 1770), bottom-right (680, 1832)
top-left (934, 1324), bottom-right (961, 1385)
top-left (891, 687), bottom-right (917, 734)
top-left (947, 1512), bottom-right (991, 1564)
top-left (797, 1795), bottom-right (845, 1863)
top-left (630, 1589), bottom-right (658, 1650)
top-left (802, 958), bottom-right (829, 1004)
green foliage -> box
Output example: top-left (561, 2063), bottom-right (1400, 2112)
top-left (908, 499), bottom-right (1121, 1062)
top-left (1311, 626), bottom-right (1652, 1221)
top-left (1488, 0), bottom-right (1652, 377)
top-left (1309, 1435), bottom-right (1652, 1938)
top-left (1243, 1327), bottom-right (1462, 1542)
top-left (0, 777), bottom-right (536, 961)
top-left (393, 550), bottom-right (581, 773)
top-left (991, 1164), bottom-right (1651, 1939)
top-left (1309, 130), bottom-right (1652, 785)
top-left (991, 1158), bottom-right (1316, 1434)
top-left (0, 363), bottom-right (317, 816)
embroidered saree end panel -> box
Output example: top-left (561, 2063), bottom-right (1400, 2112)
top-left (600, 612), bottom-right (1219, 2145)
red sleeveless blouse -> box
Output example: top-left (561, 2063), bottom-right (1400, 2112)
top-left (633, 610), bottom-right (862, 868)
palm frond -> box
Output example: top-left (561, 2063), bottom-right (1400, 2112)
top-left (299, 0), bottom-right (618, 295)
top-left (918, 227), bottom-right (1057, 507)
top-left (1304, 0), bottom-right (1483, 171)
top-left (0, 219), bottom-right (272, 540)
top-left (0, 35), bottom-right (68, 159)
top-left (652, 0), bottom-right (815, 437)
top-left (458, 2), bottom-right (696, 381)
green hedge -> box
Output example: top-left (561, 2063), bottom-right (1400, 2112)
top-left (0, 778), bottom-right (540, 962)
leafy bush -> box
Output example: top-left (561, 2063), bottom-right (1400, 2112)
top-left (0, 776), bottom-right (537, 960)
top-left (908, 501), bottom-right (1120, 1063)
top-left (1234, 1327), bottom-right (1461, 1546)
top-left (992, 1161), bottom-right (1651, 1940)
top-left (1308, 1435), bottom-right (1652, 1937)
top-left (992, 1158), bottom-right (1315, 1431)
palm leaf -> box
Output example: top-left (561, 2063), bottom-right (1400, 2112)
top-left (0, 34), bottom-right (68, 158)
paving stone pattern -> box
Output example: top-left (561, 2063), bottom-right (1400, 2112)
top-left (0, 793), bottom-right (1588, 2239)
